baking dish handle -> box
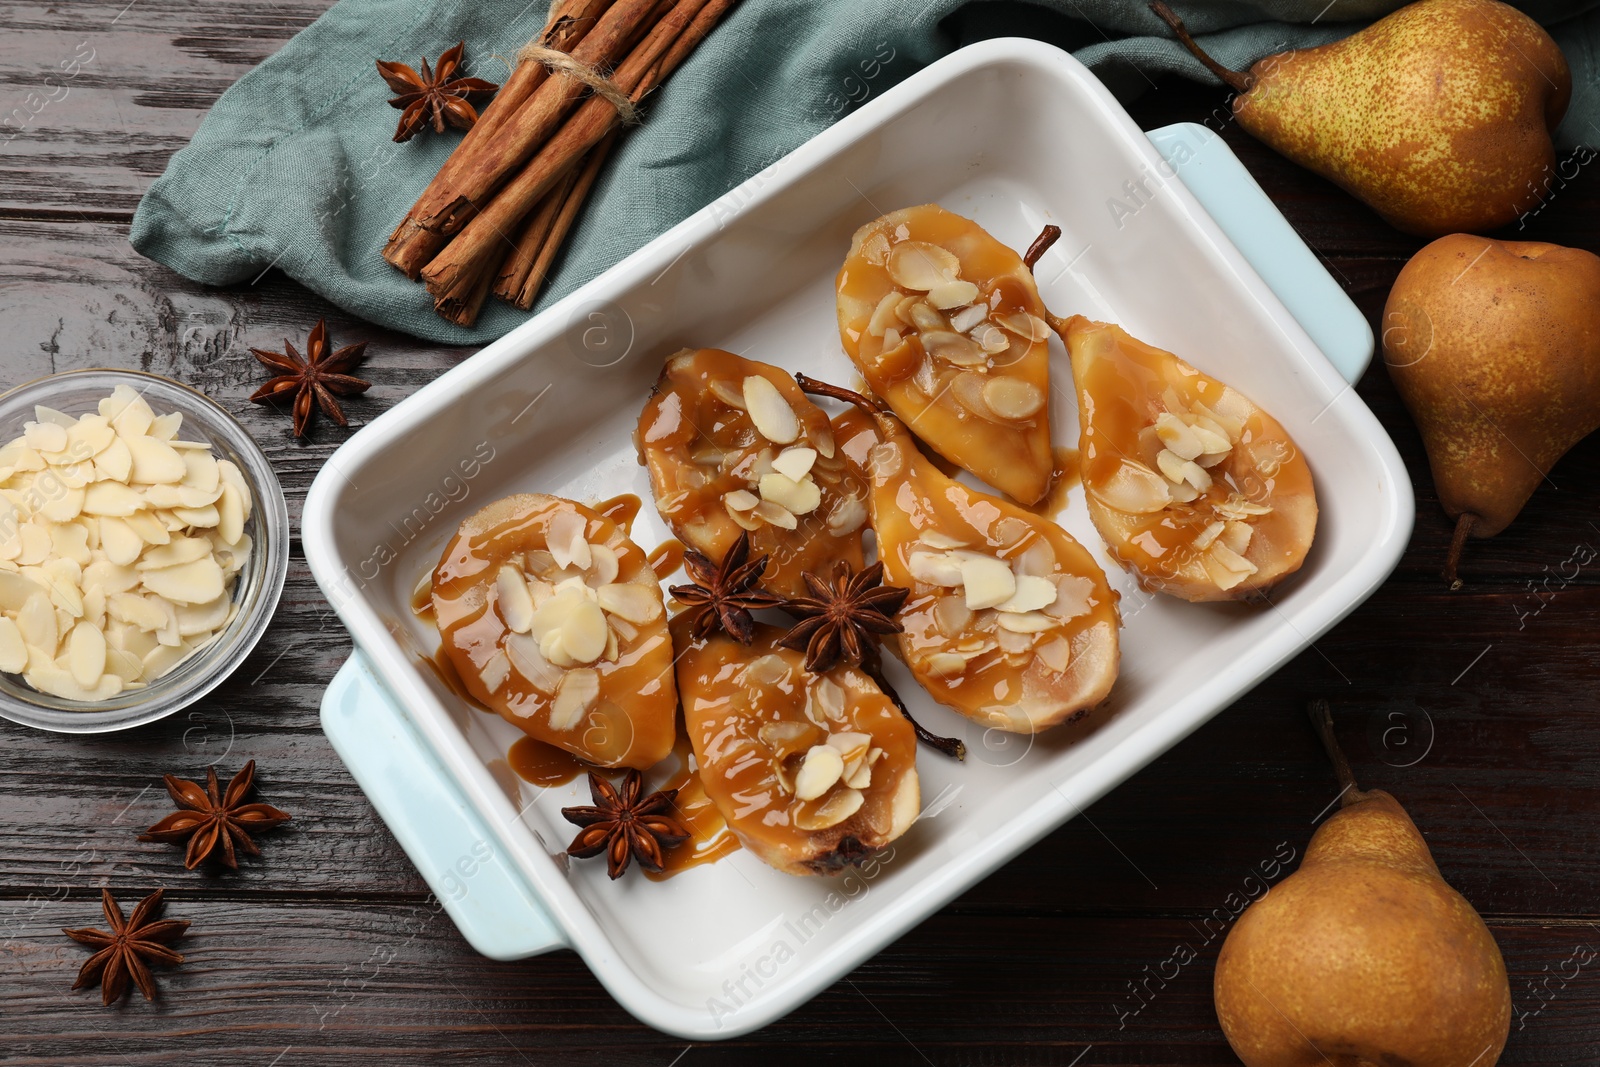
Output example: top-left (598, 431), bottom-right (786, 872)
top-left (1147, 122), bottom-right (1373, 387)
top-left (321, 650), bottom-right (567, 960)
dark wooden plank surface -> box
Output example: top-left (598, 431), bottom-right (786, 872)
top-left (3, 3), bottom-right (1600, 1064)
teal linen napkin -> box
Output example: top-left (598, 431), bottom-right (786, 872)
top-left (130, 0), bottom-right (1600, 345)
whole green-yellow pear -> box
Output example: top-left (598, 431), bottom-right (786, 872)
top-left (1152, 0), bottom-right (1569, 237)
top-left (1382, 234), bottom-right (1600, 585)
top-left (1213, 702), bottom-right (1510, 1067)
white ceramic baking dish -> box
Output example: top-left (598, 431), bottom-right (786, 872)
top-left (303, 38), bottom-right (1411, 1039)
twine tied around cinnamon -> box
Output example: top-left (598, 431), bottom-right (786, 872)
top-left (515, 40), bottom-right (642, 126)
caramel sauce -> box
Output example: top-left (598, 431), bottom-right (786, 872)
top-left (634, 348), bottom-right (869, 598)
top-left (595, 493), bottom-right (642, 532)
top-left (646, 538), bottom-right (686, 580)
top-left (1072, 321), bottom-right (1316, 584)
top-left (432, 495), bottom-right (677, 769)
top-left (1026, 446), bottom-right (1081, 519)
top-left (672, 618), bottom-right (918, 876)
top-left (644, 728), bottom-right (741, 880)
top-left (410, 577), bottom-right (436, 622)
top-left (507, 735), bottom-right (588, 787)
top-left (836, 205), bottom-right (1054, 505)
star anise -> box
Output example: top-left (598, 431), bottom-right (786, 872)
top-left (62, 889), bottom-right (190, 1005)
top-left (249, 319), bottom-right (371, 438)
top-left (376, 41), bottom-right (499, 143)
top-left (138, 760), bottom-right (292, 870)
top-left (668, 531), bottom-right (784, 643)
top-left (561, 770), bottom-right (690, 879)
top-left (778, 560), bottom-right (909, 673)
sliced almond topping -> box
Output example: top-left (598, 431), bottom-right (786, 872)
top-left (1156, 449), bottom-right (1212, 492)
top-left (596, 582), bottom-right (663, 625)
top-left (794, 744), bottom-right (845, 801)
top-left (908, 550), bottom-right (964, 587)
top-left (795, 787), bottom-right (864, 831)
top-left (997, 574), bottom-right (1057, 613)
top-left (24, 422), bottom-right (68, 454)
top-left (505, 632), bottom-right (562, 692)
top-left (925, 651), bottom-right (968, 676)
top-left (770, 446), bottom-right (817, 483)
top-left (1192, 521), bottom-right (1226, 552)
top-left (1155, 412), bottom-right (1204, 461)
top-left (546, 510), bottom-right (591, 572)
top-left (886, 240), bottom-right (961, 291)
top-left (558, 599), bottom-right (609, 664)
top-left (481, 650), bottom-right (514, 695)
top-left (1210, 542), bottom-right (1258, 576)
top-left (742, 654), bottom-right (791, 687)
top-left (845, 760), bottom-right (873, 791)
top-left (1221, 521), bottom-right (1254, 555)
top-left (866, 290), bottom-right (902, 338)
top-left (959, 555), bottom-right (1016, 610)
top-left (927, 279), bottom-right (979, 309)
top-left (996, 611), bottom-right (1055, 633)
top-left (982, 377), bottom-right (1044, 420)
top-left (742, 375), bottom-right (800, 444)
top-left (586, 543), bottom-right (619, 587)
top-left (948, 304), bottom-right (988, 334)
top-left (932, 594), bottom-right (973, 637)
top-left (758, 472), bottom-right (821, 516)
top-left (970, 323), bottom-right (1012, 355)
top-left (1091, 461), bottom-right (1171, 515)
top-left (753, 500), bottom-right (798, 530)
top-left (996, 311), bottom-right (1050, 341)
top-left (725, 498), bottom-right (763, 531)
top-left (497, 564), bottom-right (536, 633)
top-left (550, 668), bottom-right (600, 730)
top-left (807, 676), bottom-right (846, 723)
top-left (922, 330), bottom-right (986, 367)
top-left (708, 379), bottom-right (746, 409)
top-left (1037, 635), bottom-right (1072, 674)
top-left (825, 494), bottom-right (867, 536)
top-left (908, 301), bottom-right (945, 333)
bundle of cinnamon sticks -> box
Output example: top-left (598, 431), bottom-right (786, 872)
top-left (383, 0), bottom-right (738, 327)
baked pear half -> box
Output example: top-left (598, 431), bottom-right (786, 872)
top-left (432, 494), bottom-right (676, 768)
top-left (829, 400), bottom-right (1120, 734)
top-left (835, 204), bottom-right (1054, 505)
top-left (674, 617), bottom-right (919, 876)
top-left (1058, 316), bottom-right (1318, 601)
top-left (636, 348), bottom-right (869, 598)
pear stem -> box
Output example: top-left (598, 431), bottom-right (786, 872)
top-left (1443, 513), bottom-right (1478, 591)
top-left (1148, 2), bottom-right (1255, 94)
top-left (1024, 225), bottom-right (1061, 272)
top-left (1306, 698), bottom-right (1363, 809)
top-left (795, 373), bottom-right (889, 415)
top-left (863, 647), bottom-right (966, 761)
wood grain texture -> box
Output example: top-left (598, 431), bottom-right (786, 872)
top-left (2, 1), bottom-right (1599, 1062)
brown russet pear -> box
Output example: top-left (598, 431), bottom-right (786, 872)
top-left (1152, 0), bottom-right (1569, 237)
top-left (1382, 234), bottom-right (1600, 585)
top-left (1214, 701), bottom-right (1510, 1067)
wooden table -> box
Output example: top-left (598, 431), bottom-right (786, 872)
top-left (3, 4), bottom-right (1598, 1064)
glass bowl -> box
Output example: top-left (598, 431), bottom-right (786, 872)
top-left (0, 370), bottom-right (289, 733)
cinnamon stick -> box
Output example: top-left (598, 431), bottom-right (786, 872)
top-left (424, 0), bottom-right (734, 325)
top-left (492, 163), bottom-right (583, 305)
top-left (384, 0), bottom-right (664, 278)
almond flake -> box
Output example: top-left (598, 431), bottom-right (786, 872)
top-left (982, 377), bottom-right (1044, 420)
top-left (67, 621), bottom-right (106, 688)
top-left (922, 330), bottom-right (986, 367)
top-left (596, 582), bottom-right (663, 625)
top-left (1037, 635), bottom-right (1072, 673)
top-left (125, 434), bottom-right (187, 484)
top-left (866, 290), bottom-right (902, 338)
top-left (497, 565), bottom-right (536, 633)
top-left (959, 555), bottom-right (1016, 610)
top-left (758, 472), bottom-right (821, 516)
top-left (141, 558), bottom-right (225, 605)
top-left (770, 447), bottom-right (817, 483)
top-left (886, 241), bottom-right (961, 291)
top-left (949, 304), bottom-right (989, 333)
top-left (908, 550), bottom-right (964, 587)
top-left (753, 500), bottom-right (798, 530)
top-left (927, 279), bottom-right (979, 309)
top-left (794, 745), bottom-right (845, 800)
top-left (742, 375), bottom-right (800, 445)
top-left (996, 611), bottom-right (1055, 633)
top-left (550, 669), bottom-right (600, 730)
top-left (0, 617), bottom-right (25, 673)
top-left (997, 574), bottom-right (1057, 613)
top-left (795, 786), bottom-right (864, 831)
top-left (546, 510), bottom-right (591, 572)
